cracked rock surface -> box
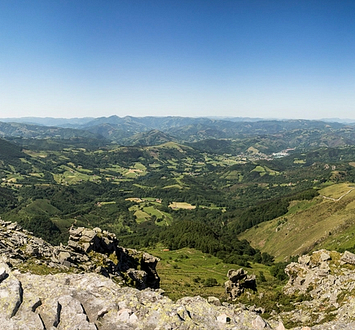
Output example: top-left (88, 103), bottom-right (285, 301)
top-left (0, 262), bottom-right (277, 330)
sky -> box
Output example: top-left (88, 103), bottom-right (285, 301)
top-left (1, 0), bottom-right (355, 120)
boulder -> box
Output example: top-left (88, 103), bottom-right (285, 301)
top-left (341, 251), bottom-right (355, 265)
top-left (252, 315), bottom-right (270, 329)
top-left (225, 268), bottom-right (257, 300)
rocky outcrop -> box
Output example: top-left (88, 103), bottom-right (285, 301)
top-left (0, 219), bottom-right (159, 290)
top-left (5, 219), bottom-right (355, 329)
top-left (66, 225), bottom-right (160, 289)
top-left (225, 268), bottom-right (257, 300)
top-left (284, 250), bottom-right (355, 304)
top-left (281, 249), bottom-right (355, 326)
top-left (0, 262), bottom-right (277, 330)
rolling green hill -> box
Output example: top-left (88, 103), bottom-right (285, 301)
top-left (239, 183), bottom-right (355, 261)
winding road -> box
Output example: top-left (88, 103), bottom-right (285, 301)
top-left (322, 187), bottom-right (355, 202)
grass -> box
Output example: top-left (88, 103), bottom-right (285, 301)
top-left (146, 246), bottom-right (274, 301)
top-left (252, 165), bottom-right (279, 176)
top-left (294, 159), bottom-right (306, 164)
top-left (239, 182), bottom-right (355, 261)
top-left (319, 182), bottom-right (355, 199)
top-left (252, 165), bottom-right (266, 173)
top-left (23, 150), bottom-right (48, 158)
top-left (128, 200), bottom-right (172, 225)
top-left (247, 146), bottom-right (259, 154)
top-left (143, 206), bottom-right (163, 218)
top-left (134, 162), bottom-right (146, 171)
top-left (322, 224), bottom-right (355, 252)
top-left (24, 199), bottom-right (61, 216)
top-left (53, 165), bottom-right (93, 184)
top-left (126, 197), bottom-right (143, 203)
top-left (169, 202), bottom-right (196, 210)
top-left (51, 217), bottom-right (77, 234)
top-left (98, 201), bottom-right (116, 206)
top-left (143, 206), bottom-right (172, 226)
top-left (102, 165), bottom-right (126, 174)
top-left (286, 199), bottom-right (319, 215)
top-left (222, 170), bottom-right (242, 180)
top-left (16, 260), bottom-right (71, 275)
top-left (29, 172), bottom-right (44, 178)
top-left (134, 210), bottom-right (150, 223)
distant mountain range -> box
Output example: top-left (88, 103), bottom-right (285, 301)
top-left (1, 116), bottom-right (355, 153)
top-left (0, 117), bottom-right (95, 127)
top-left (2, 115), bottom-right (355, 126)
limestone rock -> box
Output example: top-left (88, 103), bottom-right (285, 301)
top-left (225, 268), bottom-right (257, 300)
top-left (4, 219), bottom-right (355, 329)
top-left (127, 269), bottom-right (148, 290)
top-left (252, 315), bottom-right (270, 329)
top-left (0, 263), bottom-right (22, 319)
top-left (275, 321), bottom-right (286, 330)
top-left (57, 295), bottom-right (97, 329)
top-left (207, 296), bottom-right (221, 306)
top-left (0, 219), bottom-right (160, 290)
top-left (0, 264), bottom-right (278, 329)
top-left (282, 249), bottom-right (355, 327)
top-left (216, 313), bottom-right (230, 323)
top-left (341, 250), bottom-right (355, 265)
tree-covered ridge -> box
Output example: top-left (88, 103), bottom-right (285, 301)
top-left (0, 121), bottom-right (104, 140)
top-left (0, 138), bottom-right (29, 165)
top-left (2, 117), bottom-right (355, 152)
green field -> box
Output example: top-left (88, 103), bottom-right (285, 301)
top-left (169, 202), bottom-right (196, 209)
top-left (146, 246), bottom-right (275, 301)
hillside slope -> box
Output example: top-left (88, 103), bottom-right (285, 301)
top-left (239, 183), bottom-right (355, 261)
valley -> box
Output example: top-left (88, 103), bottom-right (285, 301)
top-left (2, 116), bottom-right (355, 327)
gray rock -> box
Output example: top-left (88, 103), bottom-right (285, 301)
top-left (275, 321), bottom-right (286, 330)
top-left (216, 313), bottom-right (230, 323)
top-left (5, 219), bottom-right (355, 330)
top-left (0, 263), bottom-right (22, 319)
top-left (0, 219), bottom-right (160, 291)
top-left (225, 268), bottom-right (257, 300)
top-left (0, 266), bottom-right (8, 282)
top-left (341, 251), bottom-right (355, 265)
top-left (320, 251), bottom-right (331, 261)
top-left (252, 315), bottom-right (270, 329)
top-left (207, 296), bottom-right (221, 306)
top-left (228, 268), bottom-right (246, 282)
top-left (127, 269), bottom-right (148, 289)
top-left (57, 295), bottom-right (97, 329)
top-left (58, 251), bottom-right (71, 264)
top-left (0, 267), bottom-right (276, 330)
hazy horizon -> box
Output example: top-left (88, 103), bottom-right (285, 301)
top-left (1, 115), bottom-right (355, 125)
top-left (1, 1), bottom-right (355, 120)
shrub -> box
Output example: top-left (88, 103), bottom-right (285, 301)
top-left (204, 278), bottom-right (218, 287)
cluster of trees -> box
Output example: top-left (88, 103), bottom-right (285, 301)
top-left (228, 188), bottom-right (319, 234)
top-left (0, 187), bottom-right (17, 212)
top-left (16, 214), bottom-right (63, 245)
top-left (120, 219), bottom-right (274, 267)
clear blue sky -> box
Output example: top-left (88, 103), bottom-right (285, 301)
top-left (1, 0), bottom-right (354, 119)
